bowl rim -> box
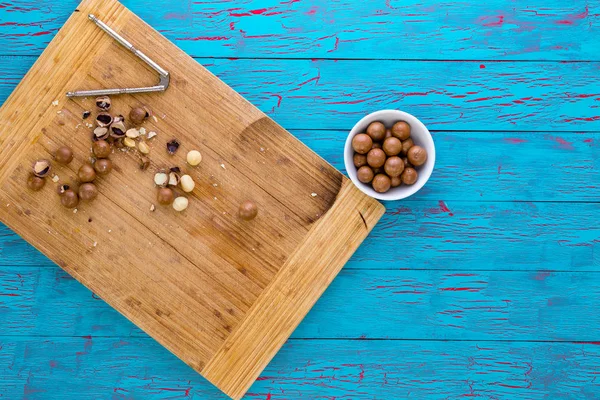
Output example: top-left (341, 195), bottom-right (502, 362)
top-left (344, 109), bottom-right (436, 201)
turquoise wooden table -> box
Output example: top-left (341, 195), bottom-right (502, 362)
top-left (1, 1), bottom-right (599, 398)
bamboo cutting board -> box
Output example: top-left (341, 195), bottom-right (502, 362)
top-left (0, 0), bottom-right (384, 398)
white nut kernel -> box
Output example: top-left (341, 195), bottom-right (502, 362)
top-left (154, 172), bottom-right (168, 187)
top-left (173, 197), bottom-right (189, 212)
top-left (123, 137), bottom-right (136, 148)
top-left (180, 175), bottom-right (195, 192)
top-left (126, 128), bottom-right (140, 139)
top-left (187, 150), bottom-right (202, 166)
top-left (138, 141), bottom-right (150, 154)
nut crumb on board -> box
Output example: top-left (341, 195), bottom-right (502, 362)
top-left (51, 100), bottom-right (59, 106)
top-left (73, 208), bottom-right (78, 214)
top-left (220, 163), bottom-right (226, 169)
top-left (150, 204), bottom-right (156, 212)
top-left (52, 175), bottom-right (60, 183)
top-left (311, 193), bottom-right (318, 197)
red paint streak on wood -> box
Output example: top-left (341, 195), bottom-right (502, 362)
top-left (113, 387), bottom-right (128, 393)
top-left (266, 394), bottom-right (272, 400)
top-left (580, 342), bottom-right (600, 345)
top-left (0, 293), bottom-right (19, 296)
top-left (534, 271), bottom-right (551, 281)
top-left (546, 135), bottom-right (574, 150)
top-left (446, 273), bottom-right (477, 277)
top-left (564, 116), bottom-right (600, 122)
top-left (49, 360), bottom-right (57, 368)
top-left (556, 5), bottom-right (589, 25)
top-left (439, 201), bottom-right (454, 216)
top-left (440, 287), bottom-right (481, 292)
top-left (584, 138), bottom-right (593, 143)
top-left (163, 13), bottom-right (188, 20)
top-left (359, 365), bottom-right (365, 383)
top-left (482, 15), bottom-right (504, 27)
top-left (229, 22), bottom-right (235, 30)
top-left (466, 96), bottom-right (506, 103)
top-left (176, 36), bottom-right (230, 41)
top-left (480, 64), bottom-right (486, 69)
top-left (504, 138), bottom-right (527, 144)
top-left (306, 6), bottom-right (318, 15)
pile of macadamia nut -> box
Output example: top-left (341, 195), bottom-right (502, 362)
top-left (352, 121), bottom-right (428, 193)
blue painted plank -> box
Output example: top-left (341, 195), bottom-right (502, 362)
top-left (0, 1), bottom-right (598, 61)
top-left (2, 266), bottom-right (600, 341)
top-left (2, 57), bottom-right (600, 131)
top-left (2, 200), bottom-right (598, 270)
top-left (1, 336), bottom-right (599, 399)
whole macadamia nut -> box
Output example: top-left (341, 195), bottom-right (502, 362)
top-left (78, 163), bottom-right (96, 183)
top-left (55, 146), bottom-right (74, 165)
top-left (27, 174), bottom-right (45, 191)
top-left (92, 140), bottom-right (111, 159)
top-left (382, 137), bottom-right (402, 156)
top-left (129, 107), bottom-right (148, 125)
top-left (401, 168), bottom-right (418, 185)
top-left (353, 153), bottom-right (367, 168)
top-left (352, 133), bottom-right (373, 154)
top-left (401, 138), bottom-right (414, 155)
top-left (157, 187), bottom-right (175, 205)
top-left (60, 190), bottom-right (79, 209)
top-left (366, 148), bottom-right (386, 169)
top-left (94, 159), bottom-right (112, 176)
top-left (384, 156), bottom-right (405, 177)
top-left (392, 121), bottom-right (411, 140)
top-left (367, 122), bottom-right (386, 142)
top-left (78, 183), bottom-right (98, 201)
top-left (357, 166), bottom-right (374, 183)
top-left (407, 145), bottom-right (428, 167)
top-left (372, 174), bottom-right (391, 193)
top-left (239, 200), bottom-right (258, 221)
top-left (390, 175), bottom-right (402, 188)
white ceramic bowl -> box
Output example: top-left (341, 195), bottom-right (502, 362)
top-left (344, 110), bottom-right (436, 201)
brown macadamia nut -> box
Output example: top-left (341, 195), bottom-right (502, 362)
top-left (367, 122), bottom-right (386, 141)
top-left (27, 174), bottom-right (45, 191)
top-left (392, 121), bottom-right (411, 140)
top-left (157, 187), bottom-right (175, 205)
top-left (390, 175), bottom-right (402, 188)
top-left (357, 166), bottom-right (374, 183)
top-left (353, 153), bottom-right (367, 168)
top-left (366, 148), bottom-right (386, 169)
top-left (129, 107), bottom-right (149, 125)
top-left (92, 140), bottom-right (111, 159)
top-left (78, 183), bottom-right (98, 201)
top-left (382, 137), bottom-right (402, 156)
top-left (372, 174), bottom-right (391, 193)
top-left (401, 138), bottom-right (415, 155)
top-left (94, 159), bottom-right (112, 176)
top-left (239, 200), bottom-right (258, 221)
top-left (384, 156), bottom-right (405, 177)
top-left (352, 133), bottom-right (373, 154)
top-left (55, 146), bottom-right (74, 164)
top-left (60, 190), bottom-right (79, 209)
top-left (78, 163), bottom-right (96, 183)
top-left (401, 168), bottom-right (418, 185)
top-left (407, 145), bottom-right (428, 166)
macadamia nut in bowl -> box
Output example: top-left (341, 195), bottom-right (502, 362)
top-left (344, 110), bottom-right (435, 201)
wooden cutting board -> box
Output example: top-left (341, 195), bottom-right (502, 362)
top-left (0, 0), bottom-right (384, 398)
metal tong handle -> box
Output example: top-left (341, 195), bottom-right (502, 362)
top-left (66, 14), bottom-right (169, 97)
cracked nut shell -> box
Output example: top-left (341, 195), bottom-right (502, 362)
top-left (95, 96), bottom-right (111, 111)
top-left (166, 139), bottom-right (180, 155)
top-left (110, 121), bottom-right (126, 138)
top-left (33, 159), bottom-right (52, 178)
top-left (96, 113), bottom-right (113, 128)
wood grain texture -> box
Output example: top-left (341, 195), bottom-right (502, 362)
top-left (4, 266), bottom-right (600, 342)
top-left (2, 336), bottom-right (600, 399)
top-left (0, 1), bottom-right (383, 398)
top-left (2, 56), bottom-right (600, 131)
top-left (2, 200), bottom-right (598, 272)
top-left (0, 0), bottom-right (598, 60)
